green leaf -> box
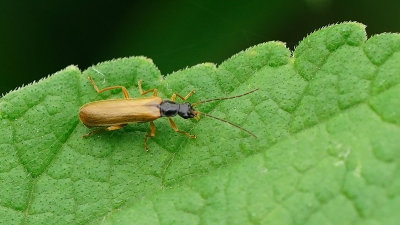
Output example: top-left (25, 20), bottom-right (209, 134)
top-left (1, 22), bottom-right (399, 224)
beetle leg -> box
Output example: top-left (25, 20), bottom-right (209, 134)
top-left (83, 128), bottom-right (104, 138)
top-left (144, 121), bottom-right (156, 151)
top-left (88, 75), bottom-right (130, 99)
top-left (170, 90), bottom-right (195, 101)
top-left (138, 80), bottom-right (158, 96)
top-left (83, 124), bottom-right (127, 138)
top-left (168, 118), bottom-right (196, 138)
top-left (106, 124), bottom-right (127, 131)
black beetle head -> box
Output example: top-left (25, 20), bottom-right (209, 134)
top-left (178, 103), bottom-right (197, 119)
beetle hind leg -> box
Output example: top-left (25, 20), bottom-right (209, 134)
top-left (106, 124), bottom-right (127, 131)
top-left (83, 128), bottom-right (104, 138)
top-left (83, 124), bottom-right (127, 138)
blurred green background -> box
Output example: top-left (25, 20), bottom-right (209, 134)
top-left (1, 0), bottom-right (400, 95)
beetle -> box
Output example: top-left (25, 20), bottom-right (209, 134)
top-left (79, 75), bottom-right (258, 150)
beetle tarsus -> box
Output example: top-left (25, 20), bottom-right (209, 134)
top-left (168, 118), bottom-right (196, 138)
top-left (82, 127), bottom-right (105, 138)
top-left (88, 75), bottom-right (131, 99)
top-left (138, 80), bottom-right (158, 96)
top-left (144, 121), bottom-right (156, 151)
top-left (170, 90), bottom-right (195, 101)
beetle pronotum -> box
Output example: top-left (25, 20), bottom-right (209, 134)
top-left (79, 76), bottom-right (258, 150)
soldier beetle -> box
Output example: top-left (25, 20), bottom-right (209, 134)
top-left (79, 75), bottom-right (258, 150)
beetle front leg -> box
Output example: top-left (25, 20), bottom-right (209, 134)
top-left (168, 118), bottom-right (196, 138)
top-left (144, 121), bottom-right (156, 151)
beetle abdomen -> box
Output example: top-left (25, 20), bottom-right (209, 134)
top-left (79, 97), bottom-right (162, 127)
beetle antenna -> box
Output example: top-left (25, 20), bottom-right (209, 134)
top-left (196, 111), bottom-right (257, 138)
top-left (92, 67), bottom-right (106, 83)
top-left (192, 88), bottom-right (259, 106)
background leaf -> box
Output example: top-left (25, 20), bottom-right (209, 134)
top-left (1, 22), bottom-right (399, 224)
